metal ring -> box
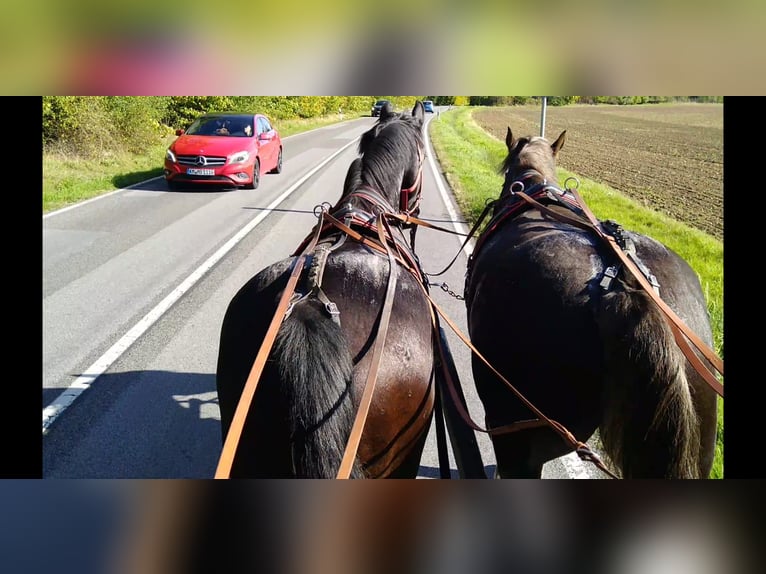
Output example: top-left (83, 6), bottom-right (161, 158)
top-left (564, 177), bottom-right (580, 191)
top-left (510, 180), bottom-right (525, 194)
top-left (313, 202), bottom-right (332, 218)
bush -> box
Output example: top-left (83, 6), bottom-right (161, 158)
top-left (43, 96), bottom-right (172, 158)
top-left (43, 97), bottom-right (118, 157)
top-left (103, 97), bottom-right (171, 153)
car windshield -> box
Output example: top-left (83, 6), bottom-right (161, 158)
top-left (375, 100), bottom-right (388, 106)
top-left (185, 116), bottom-right (253, 137)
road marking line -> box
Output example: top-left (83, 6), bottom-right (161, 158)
top-left (42, 138), bottom-right (360, 435)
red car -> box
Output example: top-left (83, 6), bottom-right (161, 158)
top-left (164, 112), bottom-right (282, 190)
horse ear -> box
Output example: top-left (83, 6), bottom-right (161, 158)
top-left (380, 102), bottom-right (395, 122)
top-left (551, 130), bottom-right (566, 156)
top-left (412, 100), bottom-right (425, 122)
top-left (506, 127), bottom-right (514, 151)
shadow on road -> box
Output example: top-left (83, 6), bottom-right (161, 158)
top-left (43, 369), bottom-right (221, 478)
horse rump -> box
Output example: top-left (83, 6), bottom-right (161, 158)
top-left (216, 276), bottom-right (365, 479)
top-left (273, 298), bottom-right (365, 478)
top-left (596, 274), bottom-right (702, 478)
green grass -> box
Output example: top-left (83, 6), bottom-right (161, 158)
top-left (43, 139), bottom-right (172, 213)
top-left (430, 106), bottom-right (724, 479)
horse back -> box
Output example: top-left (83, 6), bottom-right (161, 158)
top-left (216, 243), bottom-right (436, 478)
top-left (320, 244), bottom-right (436, 476)
top-left (465, 210), bottom-right (718, 477)
top-left (465, 211), bottom-right (607, 431)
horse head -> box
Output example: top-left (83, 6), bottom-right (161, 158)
top-left (499, 127), bottom-right (566, 200)
top-left (351, 100), bottom-right (426, 215)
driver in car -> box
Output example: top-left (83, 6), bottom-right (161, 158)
top-left (214, 119), bottom-right (230, 135)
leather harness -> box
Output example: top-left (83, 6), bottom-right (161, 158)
top-left (215, 161), bottom-right (724, 480)
top-left (216, 159), bottom-right (429, 480)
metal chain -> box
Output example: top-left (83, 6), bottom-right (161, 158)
top-left (429, 281), bottom-right (464, 300)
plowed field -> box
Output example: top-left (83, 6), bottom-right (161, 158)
top-left (472, 103), bottom-right (723, 241)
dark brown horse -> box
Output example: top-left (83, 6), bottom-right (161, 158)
top-left (464, 127), bottom-right (719, 478)
top-left (215, 101), bottom-right (434, 477)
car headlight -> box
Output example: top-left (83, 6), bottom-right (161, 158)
top-left (229, 150), bottom-right (250, 164)
top-left (165, 148), bottom-right (176, 163)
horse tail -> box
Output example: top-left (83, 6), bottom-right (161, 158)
top-left (273, 298), bottom-right (365, 478)
top-left (597, 277), bottom-right (700, 478)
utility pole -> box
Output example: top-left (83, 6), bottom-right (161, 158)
top-left (540, 96), bottom-right (547, 138)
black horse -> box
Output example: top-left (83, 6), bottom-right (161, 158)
top-left (215, 101), bottom-right (434, 478)
top-left (464, 127), bottom-right (719, 478)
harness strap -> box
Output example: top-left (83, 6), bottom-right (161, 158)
top-left (321, 211), bottom-right (424, 283)
top-left (432, 323), bottom-right (488, 478)
top-left (215, 213), bottom-right (326, 479)
top-left (386, 211), bottom-right (470, 237)
top-left (337, 212), bottom-right (400, 479)
top-left (304, 243), bottom-right (341, 325)
top-left (432, 371), bottom-right (454, 479)
top-left (422, 200), bottom-right (497, 277)
top-left (418, 278), bottom-right (619, 479)
top-left (516, 189), bottom-right (724, 396)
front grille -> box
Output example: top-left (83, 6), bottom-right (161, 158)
top-left (177, 155), bottom-right (227, 167)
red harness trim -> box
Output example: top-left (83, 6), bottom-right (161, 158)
top-left (400, 146), bottom-right (424, 215)
top-left (474, 183), bottom-right (583, 258)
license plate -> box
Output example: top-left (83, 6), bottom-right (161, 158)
top-left (187, 168), bottom-right (215, 176)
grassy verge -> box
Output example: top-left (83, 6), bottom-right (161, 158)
top-left (42, 112), bottom-right (366, 214)
top-left (429, 106), bottom-right (724, 479)
top-left (43, 139), bottom-right (172, 213)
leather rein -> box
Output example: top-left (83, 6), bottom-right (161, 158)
top-left (216, 159), bottom-right (428, 480)
top-left (505, 173), bottom-right (724, 396)
top-left (384, 170), bottom-right (725, 479)
top-left (215, 156), bottom-right (723, 480)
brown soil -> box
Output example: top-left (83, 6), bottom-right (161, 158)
top-left (472, 103), bottom-right (723, 241)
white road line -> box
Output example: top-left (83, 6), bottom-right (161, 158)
top-left (424, 110), bottom-right (589, 479)
top-left (42, 138), bottom-right (360, 435)
top-left (43, 186), bottom-right (131, 219)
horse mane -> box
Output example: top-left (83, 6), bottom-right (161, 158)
top-left (343, 157), bottom-right (363, 197)
top-left (349, 109), bottom-right (424, 204)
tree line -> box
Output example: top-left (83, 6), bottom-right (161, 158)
top-left (42, 96), bottom-right (722, 157)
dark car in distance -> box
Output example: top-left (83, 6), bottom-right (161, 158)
top-left (423, 100), bottom-right (434, 113)
top-left (371, 99), bottom-right (391, 117)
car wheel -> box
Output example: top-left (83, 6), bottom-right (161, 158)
top-left (269, 148), bottom-right (283, 174)
top-left (245, 158), bottom-right (260, 189)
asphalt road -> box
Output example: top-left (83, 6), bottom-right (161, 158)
top-left (42, 108), bottom-right (607, 479)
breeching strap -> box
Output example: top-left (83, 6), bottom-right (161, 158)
top-left (336, 213), bottom-right (400, 479)
top-left (514, 189), bottom-right (723, 398)
top-left (214, 215), bottom-right (325, 479)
